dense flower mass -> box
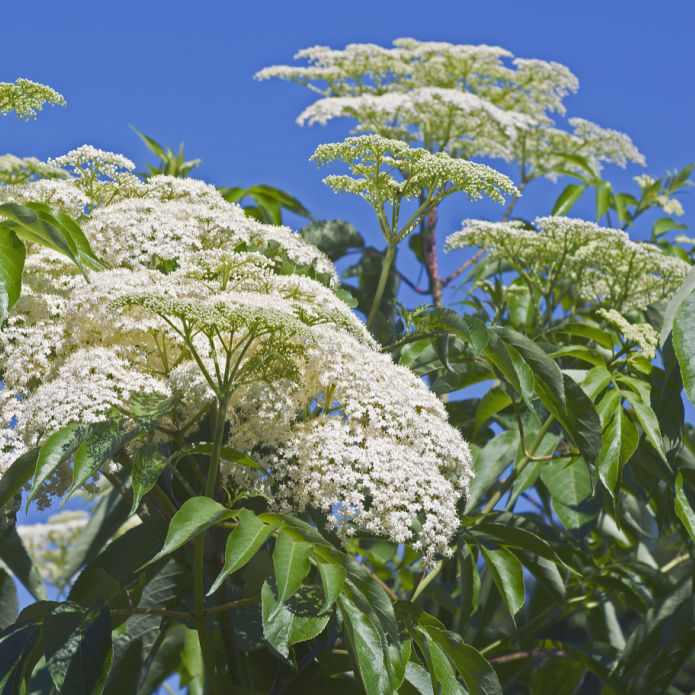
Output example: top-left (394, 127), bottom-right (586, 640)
top-left (0, 79), bottom-right (65, 120)
top-left (445, 216), bottom-right (690, 309)
top-left (0, 150), bottom-right (472, 563)
top-left (257, 38), bottom-right (644, 176)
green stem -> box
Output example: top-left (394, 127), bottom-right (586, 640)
top-left (366, 239), bottom-right (397, 331)
top-left (193, 396), bottom-right (230, 695)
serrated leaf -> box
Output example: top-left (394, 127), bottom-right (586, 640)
top-left (338, 592), bottom-right (391, 695)
top-left (140, 497), bottom-right (236, 570)
top-left (261, 581), bottom-right (330, 658)
top-left (62, 422), bottom-right (139, 506)
top-left (662, 265), bottom-right (695, 347)
top-left (317, 560), bottom-right (347, 613)
top-left (130, 392), bottom-right (178, 431)
top-left (479, 546), bottom-right (525, 617)
top-left (0, 621), bottom-right (41, 693)
top-left (27, 423), bottom-right (94, 509)
top-left (44, 601), bottom-right (112, 695)
top-left (621, 386), bottom-right (668, 463)
top-left (208, 509), bottom-right (280, 595)
top-left (130, 443), bottom-right (169, 515)
top-left (474, 389), bottom-right (512, 436)
top-left (272, 531), bottom-right (312, 604)
top-left (597, 409), bottom-right (638, 504)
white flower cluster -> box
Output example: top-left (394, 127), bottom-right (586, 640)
top-left (446, 216), bottom-right (690, 309)
top-left (596, 309), bottom-right (659, 359)
top-left (0, 154), bottom-right (68, 186)
top-left (0, 79), bottom-right (65, 121)
top-left (257, 38), bottom-right (642, 174)
top-left (311, 134), bottom-right (518, 221)
top-left (0, 155), bottom-right (472, 559)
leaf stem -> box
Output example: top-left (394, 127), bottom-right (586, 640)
top-left (366, 239), bottom-right (397, 331)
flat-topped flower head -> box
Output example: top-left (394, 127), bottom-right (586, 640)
top-left (446, 216), bottom-right (690, 309)
top-left (258, 39), bottom-right (643, 175)
top-left (0, 79), bottom-right (65, 120)
top-left (312, 134), bottom-right (518, 242)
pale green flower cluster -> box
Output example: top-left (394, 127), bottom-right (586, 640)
top-left (0, 152), bottom-right (472, 558)
top-left (446, 216), bottom-right (690, 309)
top-left (257, 39), bottom-right (643, 176)
top-left (0, 79), bottom-right (65, 120)
top-left (311, 134), bottom-right (518, 243)
top-left (596, 308), bottom-right (659, 359)
top-left (0, 154), bottom-right (68, 186)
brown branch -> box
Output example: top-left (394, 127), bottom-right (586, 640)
top-left (442, 248), bottom-right (485, 287)
top-left (350, 553), bottom-right (399, 601)
top-left (488, 648), bottom-right (568, 665)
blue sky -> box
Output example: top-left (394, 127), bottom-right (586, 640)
top-left (4, 0), bottom-right (694, 250)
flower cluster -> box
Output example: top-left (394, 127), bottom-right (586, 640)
top-left (311, 134), bottom-right (517, 245)
top-left (0, 79), bottom-right (65, 120)
top-left (596, 309), bottom-right (659, 359)
top-left (445, 216), bottom-right (690, 309)
top-left (0, 150), bottom-right (472, 560)
top-left (257, 39), bottom-right (642, 176)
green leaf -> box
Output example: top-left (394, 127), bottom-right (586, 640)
top-left (541, 457), bottom-right (597, 530)
top-left (675, 472), bottom-right (695, 542)
top-left (466, 430), bottom-right (519, 512)
top-left (62, 422), bottom-right (140, 505)
top-left (0, 447), bottom-right (38, 510)
top-left (652, 216), bottom-right (686, 238)
top-left (27, 423), bottom-right (94, 509)
top-left (558, 374), bottom-right (602, 464)
top-left (208, 509), bottom-right (280, 595)
top-left (64, 487), bottom-right (131, 580)
top-left (130, 126), bottom-right (168, 161)
top-left (261, 580), bottom-right (330, 658)
top-left (0, 202), bottom-right (78, 267)
top-left (338, 591), bottom-right (391, 695)
top-left (175, 442), bottom-right (264, 473)
top-left (662, 264), bottom-right (695, 346)
top-left (140, 497), bottom-right (236, 569)
top-left (272, 531), bottom-right (312, 604)
top-left (44, 601), bottom-right (112, 695)
top-left (0, 571), bottom-right (17, 631)
top-left (621, 385), bottom-right (668, 463)
top-left (0, 621), bottom-right (41, 693)
top-left (0, 228), bottom-right (25, 325)
top-left (24, 202), bottom-right (104, 271)
top-left (474, 389), bottom-right (512, 436)
top-left (595, 183), bottom-right (612, 221)
top-left (414, 628), bottom-right (463, 695)
top-left (479, 546), bottom-right (525, 617)
top-left (425, 628), bottom-right (502, 695)
top-left (673, 289), bottom-right (695, 407)
top-left (317, 560), bottom-right (347, 613)
top-left (551, 183), bottom-right (586, 215)
top-left (502, 340), bottom-right (537, 415)
top-left (469, 521), bottom-right (575, 574)
top-left (0, 528), bottom-right (46, 601)
top-left (597, 409), bottom-right (639, 503)
top-left (299, 219), bottom-right (364, 260)
top-left (130, 443), bottom-right (169, 515)
top-left (130, 392), bottom-right (178, 431)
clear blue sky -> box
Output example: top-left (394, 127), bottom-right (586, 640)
top-left (4, 0), bottom-right (694, 250)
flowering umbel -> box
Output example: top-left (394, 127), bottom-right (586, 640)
top-left (0, 150), bottom-right (472, 564)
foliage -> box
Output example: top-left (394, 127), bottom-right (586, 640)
top-left (1, 40), bottom-right (695, 695)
